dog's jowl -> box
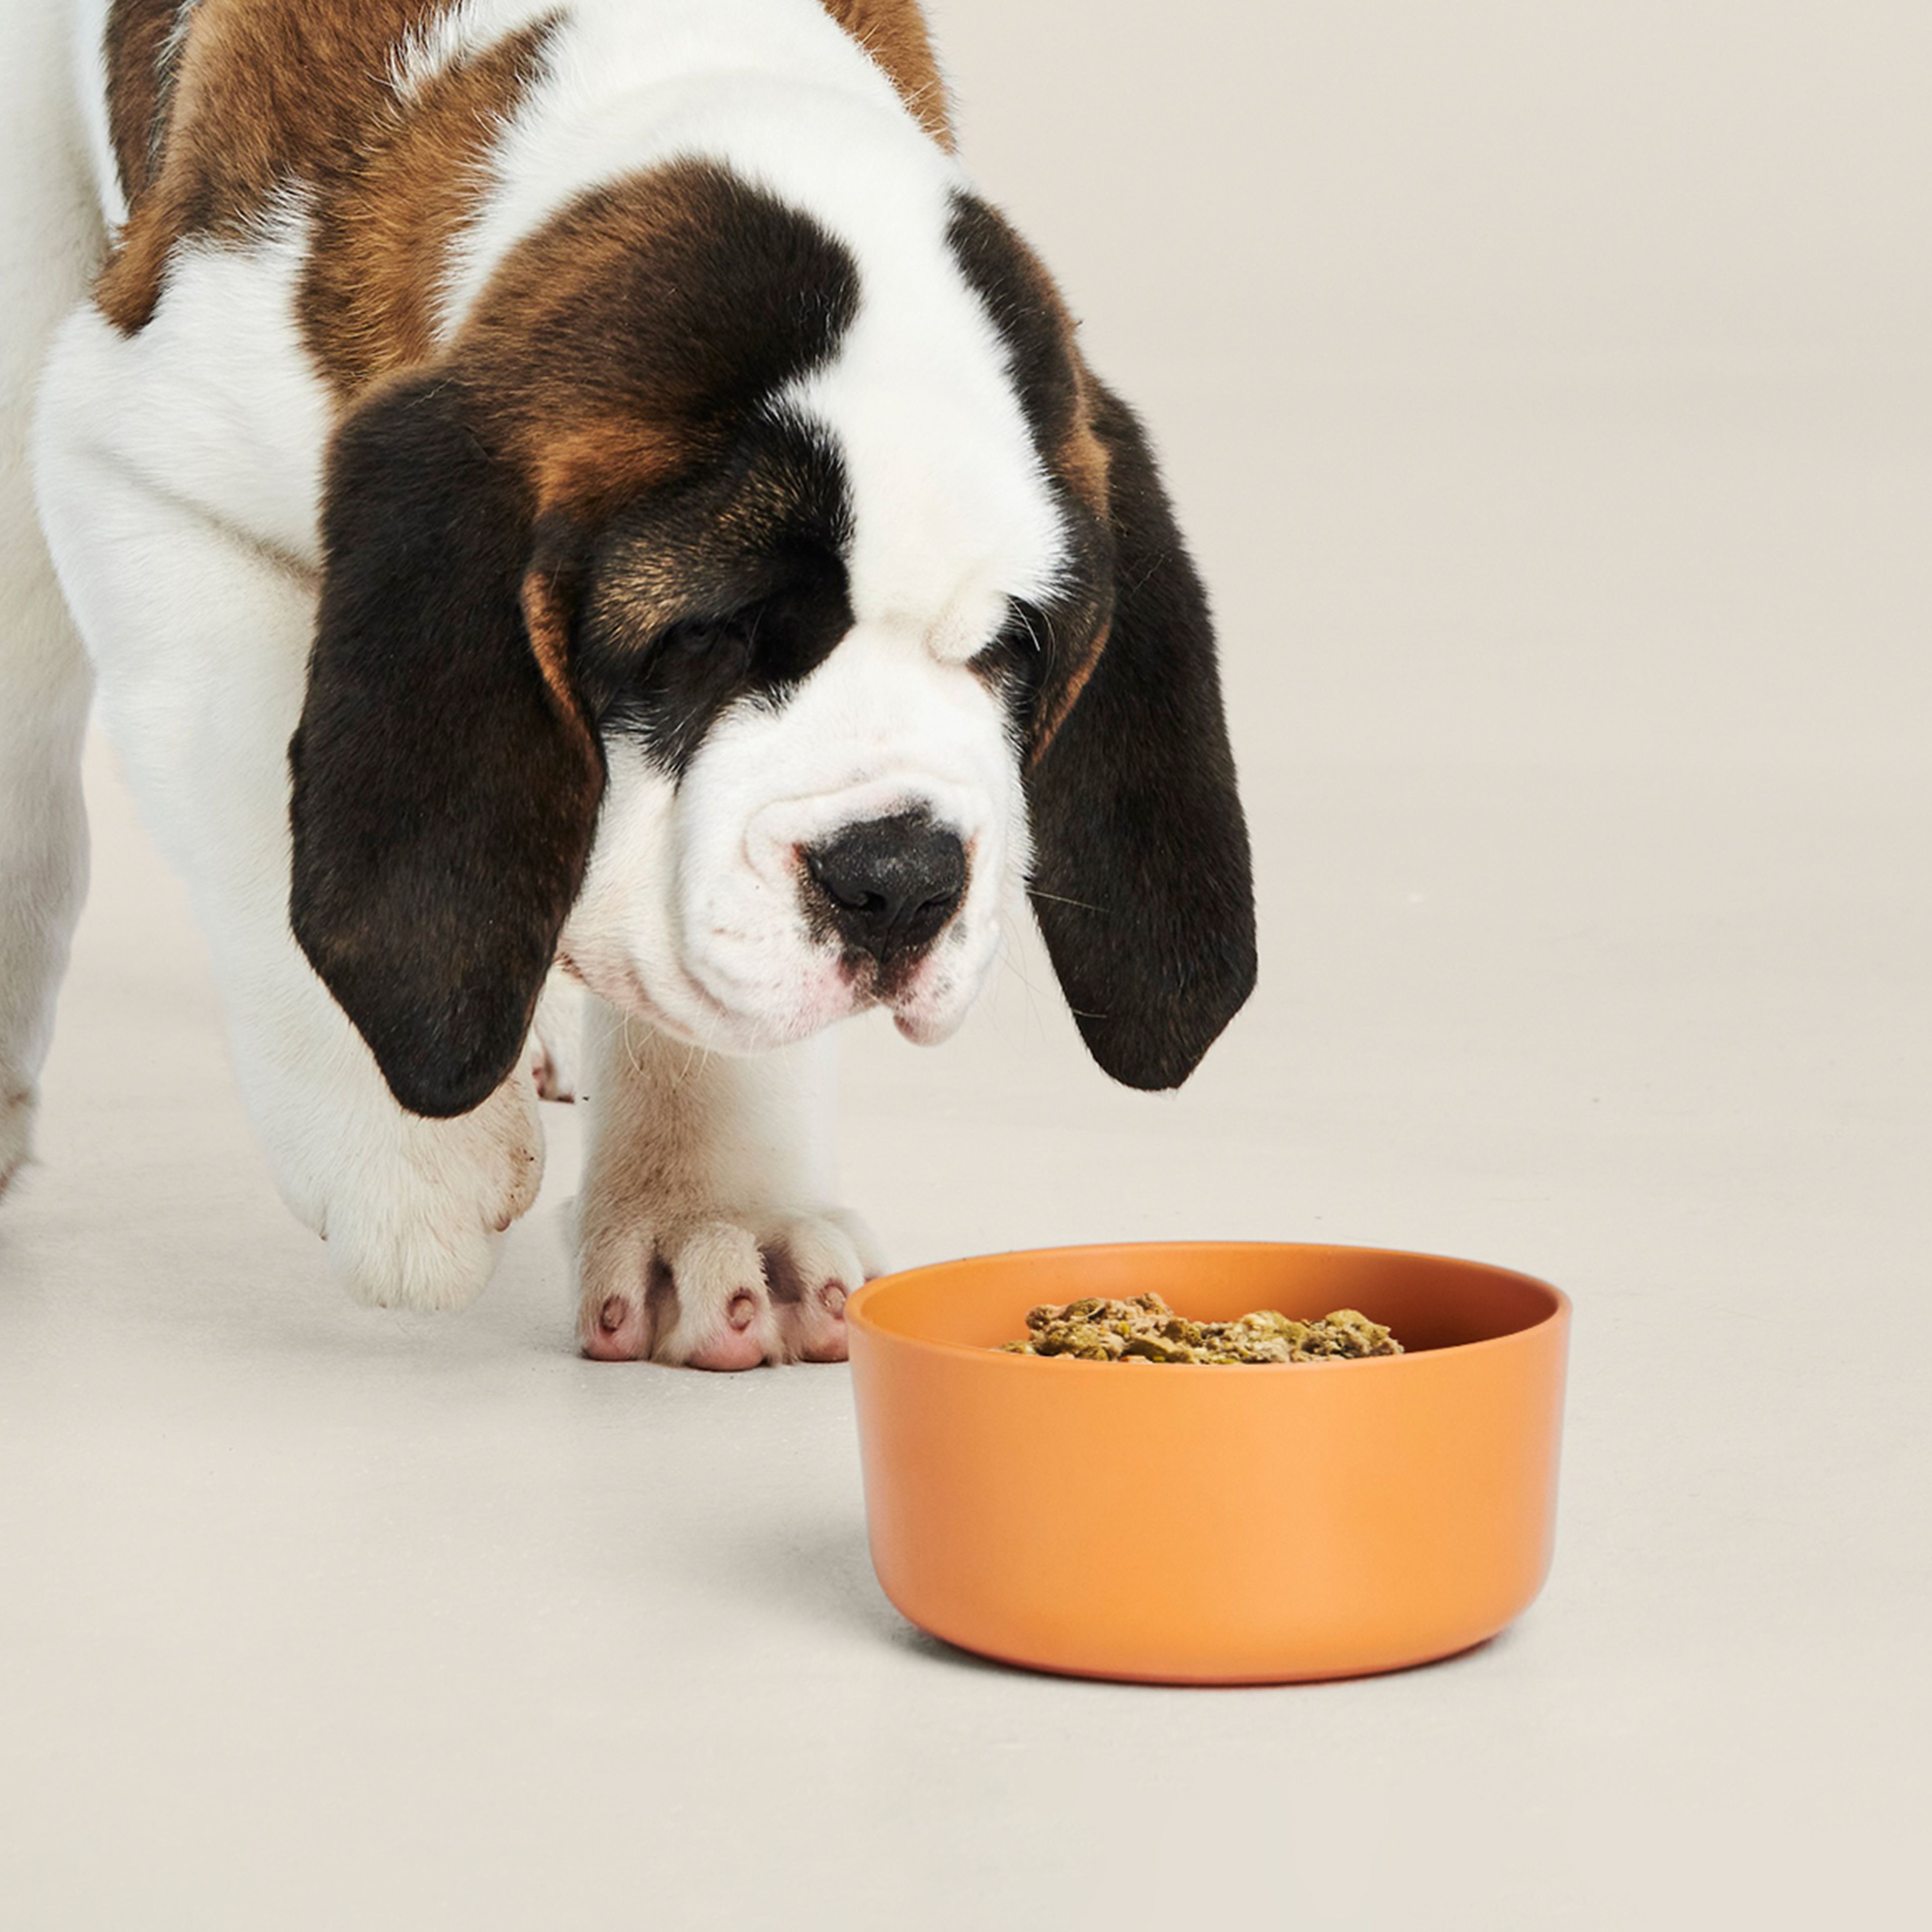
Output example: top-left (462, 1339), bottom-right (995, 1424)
top-left (4, 0), bottom-right (1255, 1366)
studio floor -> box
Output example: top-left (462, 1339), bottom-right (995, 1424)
top-left (4, 368), bottom-right (1925, 1929)
top-left (5, 6), bottom-right (1929, 1925)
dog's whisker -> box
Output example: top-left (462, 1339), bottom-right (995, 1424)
top-left (995, 923), bottom-right (1047, 1045)
top-left (1027, 887), bottom-right (1109, 915)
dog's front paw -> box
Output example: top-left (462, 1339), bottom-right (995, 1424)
top-left (318, 1076), bottom-right (544, 1313)
top-left (577, 1206), bottom-right (879, 1368)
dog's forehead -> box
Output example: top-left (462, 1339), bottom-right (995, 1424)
top-left (565, 167), bottom-right (1069, 666)
top-left (785, 262), bottom-right (1067, 663)
top-left (610, 119), bottom-right (1069, 663)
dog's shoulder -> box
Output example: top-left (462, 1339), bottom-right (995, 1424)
top-left (93, 0), bottom-right (952, 379)
top-left (96, 1), bottom-right (554, 362)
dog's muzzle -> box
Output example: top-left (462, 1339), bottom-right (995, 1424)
top-left (802, 809), bottom-right (969, 975)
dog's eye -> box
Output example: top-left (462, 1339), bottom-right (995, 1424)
top-left (658, 610), bottom-right (757, 670)
top-left (975, 600), bottom-right (1051, 695)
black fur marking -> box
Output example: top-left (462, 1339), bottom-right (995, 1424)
top-left (579, 414), bottom-right (856, 777)
top-left (289, 372), bottom-right (602, 1120)
top-left (1025, 380), bottom-right (1256, 1089)
top-left (969, 597), bottom-right (1056, 737)
top-left (945, 195), bottom-right (1112, 741)
top-left (947, 192), bottom-right (1256, 1089)
top-left (946, 196), bottom-right (1086, 473)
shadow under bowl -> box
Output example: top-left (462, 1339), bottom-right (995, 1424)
top-left (846, 1241), bottom-right (1570, 1684)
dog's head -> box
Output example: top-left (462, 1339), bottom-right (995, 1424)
top-left (289, 163), bottom-right (1254, 1116)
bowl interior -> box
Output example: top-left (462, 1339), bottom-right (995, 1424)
top-left (854, 1241), bottom-right (1563, 1358)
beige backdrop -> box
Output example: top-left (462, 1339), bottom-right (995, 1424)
top-left (3, 4), bottom-right (1926, 1927)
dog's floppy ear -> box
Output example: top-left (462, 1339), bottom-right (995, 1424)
top-left (1025, 381), bottom-right (1256, 1090)
top-left (289, 371), bottom-right (604, 1118)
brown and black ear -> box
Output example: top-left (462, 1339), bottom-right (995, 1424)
top-left (1026, 382), bottom-right (1256, 1090)
top-left (289, 372), bottom-right (604, 1119)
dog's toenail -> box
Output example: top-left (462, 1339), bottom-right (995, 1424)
top-left (599, 1296), bottom-right (627, 1332)
top-left (820, 1283), bottom-right (847, 1316)
top-left (727, 1290), bottom-right (758, 1330)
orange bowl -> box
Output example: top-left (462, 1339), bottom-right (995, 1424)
top-left (846, 1242), bottom-right (1570, 1684)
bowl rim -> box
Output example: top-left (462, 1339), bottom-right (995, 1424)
top-left (846, 1238), bottom-right (1571, 1372)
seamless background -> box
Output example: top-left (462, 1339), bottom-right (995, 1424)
top-left (3, 4), bottom-right (1927, 1926)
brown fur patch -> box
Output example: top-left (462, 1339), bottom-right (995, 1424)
top-left (520, 568), bottom-right (598, 763)
top-left (96, 0), bottom-right (535, 348)
top-left (104, 0), bottom-right (187, 202)
top-left (302, 22), bottom-right (557, 394)
top-left (819, 0), bottom-right (953, 148)
top-left (1028, 622), bottom-right (1108, 770)
top-left (450, 161), bottom-right (859, 522)
top-left (99, 1), bottom-right (949, 363)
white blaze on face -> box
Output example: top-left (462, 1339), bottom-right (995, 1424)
top-left (795, 338), bottom-right (1066, 665)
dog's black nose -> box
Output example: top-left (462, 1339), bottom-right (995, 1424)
top-left (804, 814), bottom-right (968, 961)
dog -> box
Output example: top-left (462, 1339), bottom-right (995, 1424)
top-left (2, 0), bottom-right (1254, 1367)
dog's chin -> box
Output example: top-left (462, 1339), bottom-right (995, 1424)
top-left (621, 974), bottom-right (977, 1057)
top-left (589, 951), bottom-right (851, 1056)
top-left (882, 964), bottom-right (987, 1047)
top-left (624, 977), bottom-right (816, 1055)
top-left (571, 940), bottom-right (985, 1057)
top-left (891, 1006), bottom-right (965, 1046)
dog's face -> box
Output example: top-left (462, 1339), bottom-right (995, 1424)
top-left (559, 397), bottom-right (1038, 1060)
top-left (289, 165), bottom-right (1253, 1114)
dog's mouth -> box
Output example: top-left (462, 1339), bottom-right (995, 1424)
top-left (576, 932), bottom-right (982, 1057)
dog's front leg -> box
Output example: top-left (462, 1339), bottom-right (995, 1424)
top-left (33, 356), bottom-right (541, 1311)
top-left (575, 1004), bottom-right (880, 1366)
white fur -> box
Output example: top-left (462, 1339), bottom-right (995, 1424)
top-left (0, 1), bottom-right (110, 1199)
top-left (389, 0), bottom-right (545, 102)
top-left (18, 0), bottom-right (1054, 1360)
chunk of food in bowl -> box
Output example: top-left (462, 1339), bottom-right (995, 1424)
top-left (1001, 1293), bottom-right (1403, 1364)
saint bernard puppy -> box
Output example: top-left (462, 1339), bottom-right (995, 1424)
top-left (1, 0), bottom-right (1254, 1367)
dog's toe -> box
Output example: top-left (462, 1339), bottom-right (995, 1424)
top-left (654, 1222), bottom-right (782, 1367)
top-left (765, 1217), bottom-right (866, 1364)
top-left (322, 1077), bottom-right (543, 1313)
top-left (683, 1287), bottom-right (771, 1371)
top-left (580, 1288), bottom-right (652, 1361)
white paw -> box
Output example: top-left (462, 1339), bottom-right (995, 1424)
top-left (528, 970), bottom-right (588, 1103)
top-left (576, 1205), bottom-right (882, 1368)
top-left (318, 1074), bottom-right (545, 1312)
top-left (0, 1084), bottom-right (33, 1200)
